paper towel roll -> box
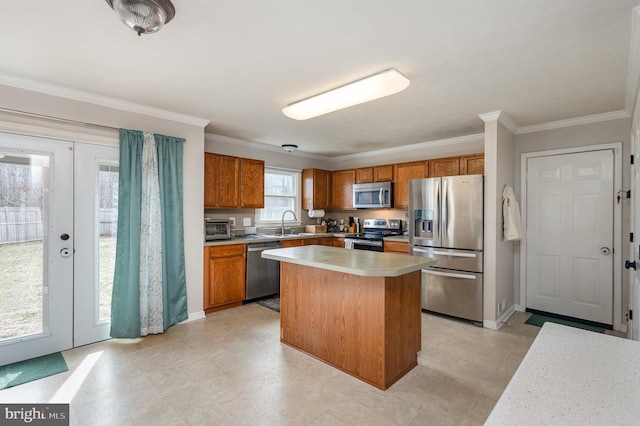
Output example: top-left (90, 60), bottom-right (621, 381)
top-left (307, 209), bottom-right (325, 218)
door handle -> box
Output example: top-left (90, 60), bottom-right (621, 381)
top-left (625, 260), bottom-right (636, 270)
top-left (600, 247), bottom-right (611, 255)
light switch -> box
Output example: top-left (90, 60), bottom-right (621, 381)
top-left (243, 217), bottom-right (252, 226)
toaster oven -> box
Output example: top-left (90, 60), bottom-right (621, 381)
top-left (204, 218), bottom-right (232, 241)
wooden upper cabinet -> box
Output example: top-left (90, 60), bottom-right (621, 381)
top-left (204, 153), bottom-right (219, 208)
top-left (460, 153), bottom-right (484, 175)
top-left (429, 156), bottom-right (460, 178)
top-left (374, 165), bottom-right (394, 182)
top-left (217, 155), bottom-right (240, 208)
top-left (356, 165), bottom-right (393, 183)
top-left (331, 169), bottom-right (355, 210)
top-left (394, 161), bottom-right (428, 210)
top-left (356, 167), bottom-right (374, 183)
top-left (302, 168), bottom-right (331, 210)
top-left (240, 158), bottom-right (264, 208)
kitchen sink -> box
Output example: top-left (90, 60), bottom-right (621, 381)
top-left (242, 233), bottom-right (321, 240)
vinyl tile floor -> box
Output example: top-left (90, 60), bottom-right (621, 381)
top-left (0, 306), bottom-right (542, 425)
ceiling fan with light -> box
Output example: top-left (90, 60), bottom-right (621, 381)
top-left (105, 0), bottom-right (175, 36)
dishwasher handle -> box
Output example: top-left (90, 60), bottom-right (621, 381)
top-left (247, 244), bottom-right (281, 252)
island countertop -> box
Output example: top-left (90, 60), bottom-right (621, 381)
top-left (485, 322), bottom-right (640, 425)
top-left (262, 245), bottom-right (436, 277)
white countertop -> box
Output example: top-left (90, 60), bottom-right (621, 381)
top-left (485, 322), bottom-right (640, 425)
top-left (261, 245), bottom-right (436, 277)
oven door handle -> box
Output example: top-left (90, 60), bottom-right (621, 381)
top-left (422, 269), bottom-right (476, 280)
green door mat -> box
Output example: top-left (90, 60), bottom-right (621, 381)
top-left (0, 352), bottom-right (68, 390)
top-left (525, 314), bottom-right (605, 333)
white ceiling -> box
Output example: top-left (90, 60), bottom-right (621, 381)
top-left (0, 1), bottom-right (639, 156)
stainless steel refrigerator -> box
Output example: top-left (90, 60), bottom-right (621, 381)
top-left (409, 175), bottom-right (484, 324)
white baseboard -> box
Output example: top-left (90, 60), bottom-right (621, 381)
top-left (483, 305), bottom-right (516, 330)
top-left (184, 310), bottom-right (206, 323)
top-left (514, 304), bottom-right (525, 312)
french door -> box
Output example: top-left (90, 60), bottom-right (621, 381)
top-left (0, 132), bottom-right (118, 365)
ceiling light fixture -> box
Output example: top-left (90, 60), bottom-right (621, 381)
top-left (282, 68), bottom-right (410, 121)
top-left (105, 0), bottom-right (175, 36)
top-left (281, 144), bottom-right (298, 152)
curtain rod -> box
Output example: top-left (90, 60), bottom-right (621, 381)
top-left (0, 107), bottom-right (119, 132)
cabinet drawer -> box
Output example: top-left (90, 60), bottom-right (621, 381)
top-left (384, 241), bottom-right (409, 254)
top-left (208, 244), bottom-right (245, 258)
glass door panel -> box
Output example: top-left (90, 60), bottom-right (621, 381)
top-left (0, 133), bottom-right (73, 366)
top-left (74, 144), bottom-right (119, 346)
top-left (0, 153), bottom-right (47, 341)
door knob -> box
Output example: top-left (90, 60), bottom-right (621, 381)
top-left (600, 247), bottom-right (611, 255)
top-left (625, 260), bottom-right (636, 270)
top-left (60, 233), bottom-right (70, 241)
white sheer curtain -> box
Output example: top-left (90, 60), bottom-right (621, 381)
top-left (139, 131), bottom-right (164, 335)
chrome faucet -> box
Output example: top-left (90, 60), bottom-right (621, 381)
top-left (281, 210), bottom-right (297, 235)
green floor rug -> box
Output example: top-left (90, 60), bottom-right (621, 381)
top-left (525, 314), bottom-right (605, 333)
top-left (0, 352), bottom-right (68, 390)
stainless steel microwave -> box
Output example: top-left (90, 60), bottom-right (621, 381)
top-left (352, 182), bottom-right (393, 209)
top-left (204, 218), bottom-right (232, 241)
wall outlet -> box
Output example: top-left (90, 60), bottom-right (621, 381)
top-left (498, 299), bottom-right (506, 315)
top-left (229, 217), bottom-right (235, 228)
top-left (243, 217), bottom-right (252, 227)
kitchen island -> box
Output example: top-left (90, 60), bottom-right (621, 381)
top-left (262, 245), bottom-right (436, 390)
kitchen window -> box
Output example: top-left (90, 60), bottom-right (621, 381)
top-left (256, 168), bottom-right (301, 225)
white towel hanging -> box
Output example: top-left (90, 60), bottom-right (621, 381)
top-left (502, 185), bottom-right (523, 241)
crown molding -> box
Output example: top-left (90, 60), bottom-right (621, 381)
top-left (204, 133), bottom-right (330, 161)
top-left (334, 133), bottom-right (484, 162)
top-left (625, 5), bottom-right (640, 114)
top-left (516, 110), bottom-right (630, 134)
top-left (478, 110), bottom-right (518, 133)
top-left (0, 73), bottom-right (210, 128)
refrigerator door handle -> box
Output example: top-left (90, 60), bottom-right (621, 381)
top-left (432, 250), bottom-right (477, 258)
top-left (422, 269), bottom-right (477, 280)
top-left (412, 247), bottom-right (430, 254)
top-left (434, 179), bottom-right (441, 243)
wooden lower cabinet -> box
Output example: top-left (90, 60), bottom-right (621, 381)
top-left (333, 237), bottom-right (345, 248)
top-left (281, 239), bottom-right (303, 248)
top-left (384, 240), bottom-right (409, 255)
top-left (204, 244), bottom-right (246, 314)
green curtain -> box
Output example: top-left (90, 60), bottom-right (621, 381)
top-left (155, 133), bottom-right (188, 329)
top-left (110, 129), bottom-right (188, 338)
top-left (111, 130), bottom-right (144, 338)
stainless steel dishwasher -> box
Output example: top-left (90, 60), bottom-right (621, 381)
top-left (246, 241), bottom-right (281, 300)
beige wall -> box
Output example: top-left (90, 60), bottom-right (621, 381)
top-left (495, 122), bottom-right (516, 320)
top-left (0, 84), bottom-right (207, 319)
top-left (482, 118), bottom-right (516, 328)
top-left (514, 117), bottom-right (632, 327)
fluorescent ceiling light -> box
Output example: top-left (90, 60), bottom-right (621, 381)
top-left (282, 68), bottom-right (410, 120)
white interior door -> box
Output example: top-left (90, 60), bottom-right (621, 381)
top-left (74, 143), bottom-right (118, 346)
top-left (526, 149), bottom-right (614, 325)
top-left (0, 133), bottom-right (74, 365)
top-left (630, 122), bottom-right (640, 341)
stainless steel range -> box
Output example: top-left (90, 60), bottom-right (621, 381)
top-left (345, 218), bottom-right (402, 252)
